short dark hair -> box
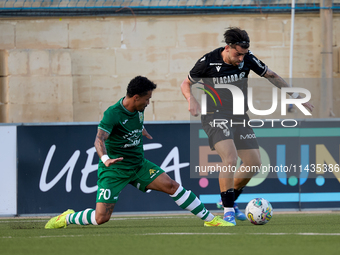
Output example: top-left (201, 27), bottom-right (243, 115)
top-left (224, 27), bottom-right (250, 49)
top-left (126, 76), bottom-right (157, 97)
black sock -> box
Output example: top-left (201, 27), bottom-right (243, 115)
top-left (234, 187), bottom-right (245, 201)
top-left (221, 188), bottom-right (235, 207)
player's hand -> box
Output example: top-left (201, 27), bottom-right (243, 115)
top-left (142, 129), bottom-right (153, 139)
top-left (302, 102), bottom-right (314, 113)
top-left (188, 96), bottom-right (201, 117)
top-left (104, 157), bottom-right (123, 167)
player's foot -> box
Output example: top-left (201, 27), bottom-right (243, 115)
top-left (223, 211), bottom-right (236, 225)
top-left (217, 199), bottom-right (246, 221)
top-left (204, 216), bottom-right (235, 227)
top-left (234, 203), bottom-right (247, 221)
top-left (45, 209), bottom-right (75, 229)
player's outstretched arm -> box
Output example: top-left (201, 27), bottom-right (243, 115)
top-left (263, 68), bottom-right (314, 113)
top-left (94, 129), bottom-right (123, 167)
top-left (142, 127), bottom-right (153, 139)
top-left (181, 77), bottom-right (201, 117)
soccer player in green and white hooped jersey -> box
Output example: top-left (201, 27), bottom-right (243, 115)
top-left (45, 76), bottom-right (233, 229)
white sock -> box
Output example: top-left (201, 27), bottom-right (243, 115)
top-left (224, 207), bottom-right (235, 215)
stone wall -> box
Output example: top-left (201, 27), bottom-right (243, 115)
top-left (0, 14), bottom-right (339, 123)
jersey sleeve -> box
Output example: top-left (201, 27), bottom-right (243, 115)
top-left (98, 108), bottom-right (118, 135)
top-left (188, 55), bottom-right (209, 83)
top-left (247, 51), bottom-right (268, 77)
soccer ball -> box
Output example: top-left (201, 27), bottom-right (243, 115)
top-left (245, 198), bottom-right (273, 225)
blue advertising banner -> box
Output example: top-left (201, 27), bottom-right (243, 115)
top-left (17, 123), bottom-right (192, 214)
top-left (16, 121), bottom-right (340, 215)
top-left (191, 120), bottom-right (340, 210)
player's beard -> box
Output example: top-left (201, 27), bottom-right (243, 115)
top-left (230, 58), bottom-right (241, 66)
top-left (227, 54), bottom-right (240, 66)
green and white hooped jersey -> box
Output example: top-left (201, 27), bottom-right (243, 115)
top-left (98, 97), bottom-right (145, 169)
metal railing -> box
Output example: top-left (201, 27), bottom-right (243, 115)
top-left (0, 0), bottom-right (339, 16)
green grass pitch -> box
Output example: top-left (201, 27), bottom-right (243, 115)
top-left (1, 212), bottom-right (339, 255)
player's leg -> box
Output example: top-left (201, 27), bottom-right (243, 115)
top-left (46, 168), bottom-right (128, 229)
top-left (225, 149), bottom-right (260, 221)
top-left (214, 139), bottom-right (238, 225)
top-left (146, 172), bottom-right (234, 226)
top-left (66, 171), bottom-right (126, 227)
top-left (146, 172), bottom-right (215, 220)
top-left (132, 160), bottom-right (233, 226)
top-left (46, 203), bottom-right (116, 229)
top-left (234, 148), bottom-right (261, 190)
top-left (231, 123), bottom-right (261, 221)
top-left (201, 114), bottom-right (238, 224)
top-left (66, 203), bottom-right (115, 226)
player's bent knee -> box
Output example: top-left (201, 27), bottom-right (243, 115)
top-left (169, 180), bottom-right (180, 195)
top-left (221, 157), bottom-right (238, 167)
top-left (95, 214), bottom-right (110, 225)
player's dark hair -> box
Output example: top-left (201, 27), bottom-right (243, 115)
top-left (126, 76), bottom-right (157, 97)
top-left (224, 27), bottom-right (250, 49)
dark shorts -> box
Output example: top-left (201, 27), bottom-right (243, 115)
top-left (201, 113), bottom-right (259, 150)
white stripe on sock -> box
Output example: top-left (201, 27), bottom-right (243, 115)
top-left (175, 190), bottom-right (190, 206)
top-left (82, 209), bottom-right (91, 225)
top-left (185, 197), bottom-right (201, 211)
top-left (66, 214), bottom-right (72, 225)
top-left (75, 212), bottom-right (81, 225)
top-left (169, 186), bottom-right (184, 198)
top-left (91, 210), bottom-right (98, 225)
top-left (204, 213), bottom-right (215, 222)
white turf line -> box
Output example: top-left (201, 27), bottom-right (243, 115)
top-left (0, 216), bottom-right (193, 223)
top-left (139, 233), bottom-right (340, 236)
top-left (2, 233), bottom-right (340, 239)
top-left (1, 216), bottom-right (340, 238)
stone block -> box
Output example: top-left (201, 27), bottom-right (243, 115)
top-left (241, 16), bottom-right (287, 47)
top-left (8, 50), bottom-right (28, 75)
top-left (151, 77), bottom-right (184, 101)
top-left (334, 78), bottom-right (340, 101)
top-left (8, 76), bottom-right (73, 104)
top-left (29, 50), bottom-right (50, 75)
top-left (143, 101), bottom-right (155, 121)
top-left (0, 50), bottom-right (8, 76)
top-left (51, 50), bottom-right (72, 75)
top-left (69, 19), bottom-right (121, 49)
top-left (0, 77), bottom-right (8, 104)
top-left (169, 48), bottom-right (212, 74)
top-left (73, 76), bottom-right (92, 103)
top-left (153, 100), bottom-right (190, 121)
top-left (70, 49), bottom-right (116, 75)
top-left (7, 103), bottom-right (73, 123)
top-left (334, 47), bottom-right (339, 74)
top-left (176, 16), bottom-right (227, 49)
top-left (122, 17), bottom-right (177, 49)
top-left (293, 45), bottom-right (321, 77)
top-left (115, 48), bottom-right (168, 76)
top-left (0, 104), bottom-right (7, 122)
top-left (89, 76), bottom-right (125, 102)
top-left (73, 75), bottom-right (125, 104)
top-left (292, 17), bottom-right (320, 46)
top-left (73, 102), bottom-right (102, 122)
top-left (16, 20), bottom-right (68, 49)
top-left (0, 22), bottom-right (15, 49)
